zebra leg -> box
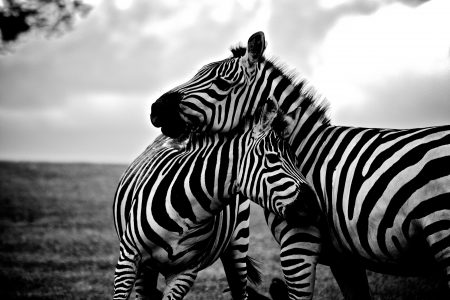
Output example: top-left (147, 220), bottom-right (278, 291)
top-left (221, 199), bottom-right (253, 300)
top-left (221, 254), bottom-right (248, 300)
top-left (163, 270), bottom-right (198, 300)
top-left (221, 245), bottom-right (253, 300)
top-left (422, 218), bottom-right (450, 294)
top-left (134, 266), bottom-right (162, 300)
top-left (265, 211), bottom-right (321, 300)
top-left (329, 259), bottom-right (371, 300)
top-left (113, 242), bottom-right (141, 300)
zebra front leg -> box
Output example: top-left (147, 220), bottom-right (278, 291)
top-left (113, 242), bottom-right (141, 300)
top-left (221, 199), bottom-right (257, 300)
top-left (163, 270), bottom-right (198, 300)
top-left (329, 259), bottom-right (371, 300)
top-left (221, 246), bottom-right (262, 299)
top-left (265, 211), bottom-right (321, 300)
top-left (134, 266), bottom-right (162, 300)
top-left (221, 253), bottom-right (249, 300)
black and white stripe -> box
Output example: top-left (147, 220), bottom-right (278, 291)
top-left (113, 103), bottom-right (310, 300)
top-left (150, 31), bottom-right (450, 299)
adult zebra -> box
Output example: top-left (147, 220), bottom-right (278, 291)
top-left (150, 31), bottom-right (450, 299)
top-left (113, 100), bottom-right (314, 300)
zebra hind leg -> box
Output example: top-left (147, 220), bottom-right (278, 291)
top-left (422, 218), bottom-right (450, 297)
top-left (163, 270), bottom-right (198, 300)
top-left (113, 243), bottom-right (141, 300)
top-left (134, 266), bottom-right (162, 300)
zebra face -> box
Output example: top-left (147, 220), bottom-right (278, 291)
top-left (150, 31), bottom-right (266, 138)
top-left (247, 133), bottom-right (314, 225)
top-left (238, 99), bottom-right (318, 226)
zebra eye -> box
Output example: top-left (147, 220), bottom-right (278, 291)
top-left (214, 78), bottom-right (232, 90)
top-left (266, 153), bottom-right (280, 164)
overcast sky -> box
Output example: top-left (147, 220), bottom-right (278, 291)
top-left (0, 0), bottom-right (449, 163)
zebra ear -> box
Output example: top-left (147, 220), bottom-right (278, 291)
top-left (260, 97), bottom-right (279, 128)
top-left (253, 98), bottom-right (279, 135)
top-left (247, 31), bottom-right (266, 66)
top-left (279, 107), bottom-right (301, 138)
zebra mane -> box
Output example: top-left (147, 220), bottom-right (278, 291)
top-left (229, 45), bottom-right (330, 125)
top-left (264, 58), bottom-right (331, 126)
top-left (230, 44), bottom-right (246, 58)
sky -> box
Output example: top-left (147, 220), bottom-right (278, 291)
top-left (0, 0), bottom-right (449, 163)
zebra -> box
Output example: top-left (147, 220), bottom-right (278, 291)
top-left (113, 136), bottom-right (258, 300)
top-left (113, 99), bottom-right (314, 300)
top-left (150, 31), bottom-right (450, 299)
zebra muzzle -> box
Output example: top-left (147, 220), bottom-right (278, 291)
top-left (150, 92), bottom-right (188, 138)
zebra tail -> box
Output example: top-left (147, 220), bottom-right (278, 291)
top-left (246, 255), bottom-right (262, 286)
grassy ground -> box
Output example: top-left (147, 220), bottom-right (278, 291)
top-left (0, 161), bottom-right (446, 299)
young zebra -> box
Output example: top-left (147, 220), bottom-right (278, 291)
top-left (114, 138), bottom-right (257, 300)
top-left (113, 100), bottom-right (313, 300)
top-left (150, 31), bottom-right (450, 299)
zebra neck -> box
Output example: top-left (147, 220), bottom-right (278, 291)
top-left (285, 109), bottom-right (333, 211)
top-left (289, 124), bottom-right (371, 214)
top-left (285, 100), bottom-right (331, 158)
top-left (181, 130), bottom-right (245, 219)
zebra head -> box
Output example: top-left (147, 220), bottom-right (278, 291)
top-left (237, 98), bottom-right (319, 226)
top-left (151, 31), bottom-right (266, 138)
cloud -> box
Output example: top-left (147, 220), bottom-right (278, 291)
top-left (334, 68), bottom-right (450, 128)
top-left (0, 0), bottom-right (271, 112)
top-left (311, 0), bottom-right (450, 127)
top-left (0, 1), bottom-right (171, 111)
top-left (268, 0), bottom-right (440, 75)
top-left (267, 0), bottom-right (388, 74)
top-left (0, 92), bottom-right (158, 162)
top-left (0, 0), bottom-right (448, 162)
top-left (396, 0), bottom-right (431, 6)
top-left (0, 0), bottom-right (274, 162)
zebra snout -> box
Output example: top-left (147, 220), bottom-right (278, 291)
top-left (150, 98), bottom-right (167, 127)
top-left (151, 92), bottom-right (182, 126)
top-left (150, 92), bottom-right (187, 138)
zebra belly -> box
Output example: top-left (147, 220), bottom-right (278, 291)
top-left (325, 143), bottom-right (450, 276)
top-left (138, 206), bottom-right (239, 277)
top-left (330, 201), bottom-right (450, 276)
top-left (321, 231), bottom-right (441, 276)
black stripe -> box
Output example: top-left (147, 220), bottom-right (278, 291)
top-left (358, 134), bottom-right (450, 259)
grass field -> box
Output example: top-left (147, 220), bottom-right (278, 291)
top-left (0, 161), bottom-right (446, 299)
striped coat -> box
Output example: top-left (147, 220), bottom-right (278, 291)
top-left (150, 31), bottom-right (450, 299)
top-left (113, 102), bottom-right (312, 300)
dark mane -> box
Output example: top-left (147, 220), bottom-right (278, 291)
top-left (264, 58), bottom-right (331, 126)
top-left (229, 44), bottom-right (330, 125)
top-left (230, 44), bottom-right (246, 58)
